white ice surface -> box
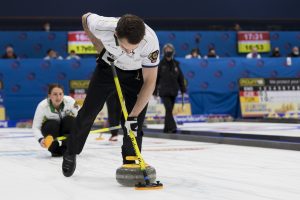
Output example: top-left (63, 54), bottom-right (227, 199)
top-left (147, 122), bottom-right (300, 137)
top-left (0, 128), bottom-right (300, 200)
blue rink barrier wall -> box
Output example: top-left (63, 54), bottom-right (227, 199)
top-left (0, 59), bottom-right (96, 120)
top-left (1, 31), bottom-right (300, 58)
top-left (0, 58), bottom-right (299, 120)
top-left (180, 58), bottom-right (300, 117)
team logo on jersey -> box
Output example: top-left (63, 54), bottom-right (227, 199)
top-left (148, 50), bottom-right (159, 63)
top-left (73, 102), bottom-right (79, 109)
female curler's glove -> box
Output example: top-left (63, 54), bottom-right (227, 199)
top-left (124, 117), bottom-right (138, 137)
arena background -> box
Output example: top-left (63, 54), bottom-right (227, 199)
top-left (1, 0), bottom-right (300, 30)
top-left (0, 0), bottom-right (300, 122)
top-left (0, 1), bottom-right (300, 199)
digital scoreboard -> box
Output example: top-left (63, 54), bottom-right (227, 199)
top-left (239, 78), bottom-right (300, 118)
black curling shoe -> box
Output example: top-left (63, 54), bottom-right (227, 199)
top-left (62, 153), bottom-right (76, 177)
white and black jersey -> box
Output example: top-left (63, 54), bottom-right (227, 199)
top-left (86, 13), bottom-right (160, 70)
top-left (32, 96), bottom-right (80, 141)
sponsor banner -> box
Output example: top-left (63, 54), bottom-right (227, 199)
top-left (239, 78), bottom-right (300, 118)
top-left (69, 81), bottom-right (193, 124)
top-left (0, 80), bottom-right (4, 120)
top-left (0, 106), bottom-right (5, 120)
top-left (0, 93), bottom-right (4, 104)
top-left (146, 92), bottom-right (192, 121)
top-left (68, 31), bottom-right (98, 54)
top-left (0, 120), bottom-right (8, 128)
top-left (69, 80), bottom-right (89, 106)
top-left (69, 80), bottom-right (108, 125)
top-left (175, 115), bottom-right (207, 123)
top-left (0, 120), bottom-right (31, 128)
top-left (237, 31), bottom-right (271, 53)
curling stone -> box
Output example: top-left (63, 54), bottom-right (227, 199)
top-left (116, 156), bottom-right (156, 187)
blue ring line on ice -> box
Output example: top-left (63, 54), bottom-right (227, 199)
top-left (0, 149), bottom-right (42, 157)
top-left (0, 145), bottom-right (207, 157)
top-left (143, 147), bottom-right (206, 151)
top-left (0, 135), bottom-right (33, 139)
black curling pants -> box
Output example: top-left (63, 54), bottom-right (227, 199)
top-left (41, 116), bottom-right (75, 154)
top-left (67, 60), bottom-right (147, 164)
top-left (161, 96), bottom-right (177, 133)
top-left (106, 91), bottom-right (122, 137)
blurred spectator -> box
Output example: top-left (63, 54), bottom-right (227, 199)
top-left (44, 49), bottom-right (63, 60)
top-left (270, 47), bottom-right (281, 57)
top-left (154, 43), bottom-right (186, 133)
top-left (66, 50), bottom-right (81, 60)
top-left (234, 23), bottom-right (242, 31)
top-left (204, 48), bottom-right (219, 59)
top-left (288, 46), bottom-right (299, 57)
top-left (43, 22), bottom-right (51, 32)
top-left (2, 46), bottom-right (17, 59)
top-left (185, 48), bottom-right (201, 59)
top-left (246, 47), bottom-right (261, 59)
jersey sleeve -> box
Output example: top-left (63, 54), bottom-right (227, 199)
top-left (69, 97), bottom-right (80, 116)
top-left (141, 35), bottom-right (160, 68)
top-left (64, 96), bottom-right (80, 117)
top-left (86, 13), bottom-right (118, 41)
top-left (32, 102), bottom-right (45, 142)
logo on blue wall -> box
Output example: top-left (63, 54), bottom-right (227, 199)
top-left (207, 43), bottom-right (215, 50)
top-left (271, 33), bottom-right (279, 40)
top-left (27, 72), bottom-right (36, 80)
top-left (200, 82), bottom-right (209, 90)
top-left (71, 60), bottom-right (81, 69)
top-left (240, 70), bottom-right (250, 78)
top-left (221, 33), bottom-right (230, 41)
top-left (168, 33), bottom-right (176, 41)
top-left (227, 59), bottom-right (236, 67)
top-left (186, 71), bottom-right (195, 79)
top-left (270, 70), bottom-right (278, 78)
top-left (61, 44), bottom-right (67, 52)
top-left (181, 43), bottom-right (189, 51)
top-left (18, 32), bottom-right (28, 40)
top-left (10, 61), bottom-right (20, 69)
top-left (256, 60), bottom-right (265, 67)
top-left (57, 72), bottom-right (67, 80)
top-left (284, 42), bottom-right (292, 50)
top-left (228, 81), bottom-right (236, 91)
top-left (19, 54), bottom-right (28, 59)
top-left (194, 33), bottom-right (201, 44)
top-left (11, 84), bottom-right (21, 93)
top-left (199, 60), bottom-right (208, 68)
top-left (42, 84), bottom-right (49, 93)
top-left (224, 52), bottom-right (231, 57)
top-left (40, 60), bottom-right (51, 70)
top-left (214, 70), bottom-right (223, 78)
top-left (33, 43), bottom-right (43, 53)
top-left (48, 33), bottom-right (56, 40)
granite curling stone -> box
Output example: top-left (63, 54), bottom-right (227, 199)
top-left (116, 164), bottom-right (156, 187)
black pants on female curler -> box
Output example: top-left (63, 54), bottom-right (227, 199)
top-left (41, 116), bottom-right (75, 156)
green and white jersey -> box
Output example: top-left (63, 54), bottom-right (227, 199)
top-left (32, 96), bottom-right (80, 142)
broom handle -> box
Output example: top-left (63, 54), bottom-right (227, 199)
top-left (110, 62), bottom-right (150, 184)
top-left (56, 125), bottom-right (121, 141)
